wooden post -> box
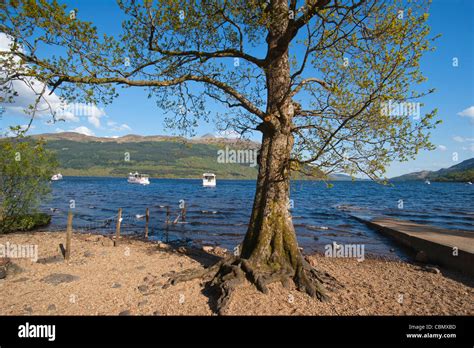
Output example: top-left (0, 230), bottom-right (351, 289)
top-left (65, 211), bottom-right (73, 260)
top-left (145, 208), bottom-right (149, 239)
top-left (115, 208), bottom-right (122, 246)
top-left (181, 202), bottom-right (186, 222)
top-left (166, 206), bottom-right (170, 224)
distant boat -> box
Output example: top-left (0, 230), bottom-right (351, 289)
top-left (128, 172), bottom-right (150, 185)
top-left (202, 173), bottom-right (216, 187)
top-left (467, 181), bottom-right (472, 185)
top-left (51, 173), bottom-right (63, 181)
top-left (424, 180), bottom-right (431, 185)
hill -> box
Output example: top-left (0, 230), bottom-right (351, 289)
top-left (390, 158), bottom-right (474, 182)
top-left (18, 132), bottom-right (328, 180)
top-left (28, 133), bottom-right (260, 179)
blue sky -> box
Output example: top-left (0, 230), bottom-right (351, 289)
top-left (1, 0), bottom-right (473, 177)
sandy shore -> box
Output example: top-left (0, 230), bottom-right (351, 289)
top-left (0, 231), bottom-right (473, 315)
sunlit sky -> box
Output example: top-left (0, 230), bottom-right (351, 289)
top-left (1, 0), bottom-right (473, 178)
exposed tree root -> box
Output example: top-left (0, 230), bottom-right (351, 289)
top-left (163, 254), bottom-right (342, 315)
top-left (294, 256), bottom-right (342, 302)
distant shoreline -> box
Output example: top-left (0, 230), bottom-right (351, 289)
top-left (51, 174), bottom-right (472, 183)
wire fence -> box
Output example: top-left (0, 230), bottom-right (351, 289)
top-left (37, 205), bottom-right (188, 241)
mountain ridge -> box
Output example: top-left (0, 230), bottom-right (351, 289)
top-left (390, 158), bottom-right (474, 182)
top-left (30, 132), bottom-right (260, 146)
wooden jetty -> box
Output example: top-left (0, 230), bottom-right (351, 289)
top-left (352, 215), bottom-right (474, 277)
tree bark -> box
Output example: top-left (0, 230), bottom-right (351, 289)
top-left (165, 0), bottom-right (337, 314)
top-left (242, 0), bottom-right (311, 286)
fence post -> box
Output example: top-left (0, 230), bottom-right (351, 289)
top-left (115, 208), bottom-right (122, 246)
top-left (145, 208), bottom-right (149, 239)
top-left (181, 202), bottom-right (186, 222)
top-left (65, 211), bottom-right (73, 260)
top-left (166, 206), bottom-right (170, 224)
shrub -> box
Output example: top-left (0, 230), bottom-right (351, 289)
top-left (0, 138), bottom-right (57, 233)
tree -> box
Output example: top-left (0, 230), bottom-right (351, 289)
top-left (0, 0), bottom-right (439, 313)
top-left (0, 135), bottom-right (57, 233)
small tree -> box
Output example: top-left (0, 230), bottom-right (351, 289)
top-left (0, 135), bottom-right (57, 233)
top-left (1, 0), bottom-right (439, 313)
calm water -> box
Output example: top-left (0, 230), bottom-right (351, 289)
top-left (40, 177), bottom-right (474, 259)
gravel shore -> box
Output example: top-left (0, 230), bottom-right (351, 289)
top-left (0, 231), bottom-right (472, 315)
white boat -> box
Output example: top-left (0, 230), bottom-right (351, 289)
top-left (467, 181), bottom-right (472, 185)
top-left (424, 180), bottom-right (431, 185)
top-left (128, 172), bottom-right (150, 185)
top-left (202, 173), bottom-right (216, 187)
top-left (51, 173), bottom-right (63, 181)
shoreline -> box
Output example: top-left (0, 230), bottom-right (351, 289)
top-left (31, 225), bottom-right (411, 261)
top-left (51, 174), bottom-right (473, 183)
top-left (1, 231), bottom-right (472, 315)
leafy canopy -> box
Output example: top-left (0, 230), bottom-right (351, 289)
top-left (0, 0), bottom-right (440, 180)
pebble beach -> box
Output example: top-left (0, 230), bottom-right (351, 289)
top-left (0, 231), bottom-right (472, 316)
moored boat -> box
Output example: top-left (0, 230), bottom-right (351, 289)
top-left (202, 173), bottom-right (216, 187)
top-left (128, 172), bottom-right (150, 185)
top-left (51, 173), bottom-right (63, 181)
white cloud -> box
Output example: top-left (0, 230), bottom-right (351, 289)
top-left (457, 106), bottom-right (474, 122)
top-left (215, 130), bottom-right (241, 139)
top-left (2, 75), bottom-right (79, 122)
top-left (461, 145), bottom-right (474, 152)
top-left (87, 106), bottom-right (106, 128)
top-left (89, 117), bottom-right (100, 128)
top-left (453, 136), bottom-right (474, 143)
top-left (0, 33), bottom-right (74, 121)
top-left (0, 33), bottom-right (105, 127)
top-left (70, 126), bottom-right (95, 136)
top-left (106, 120), bottom-right (131, 131)
top-left (438, 145), bottom-right (447, 151)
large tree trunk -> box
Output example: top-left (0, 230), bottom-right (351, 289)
top-left (241, 50), bottom-right (298, 275)
top-left (240, 0), bottom-right (328, 299)
top-left (165, 0), bottom-right (337, 314)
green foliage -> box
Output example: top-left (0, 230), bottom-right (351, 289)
top-left (0, 138), bottom-right (57, 233)
top-left (292, 0), bottom-right (439, 180)
top-left (0, 212), bottom-right (51, 232)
